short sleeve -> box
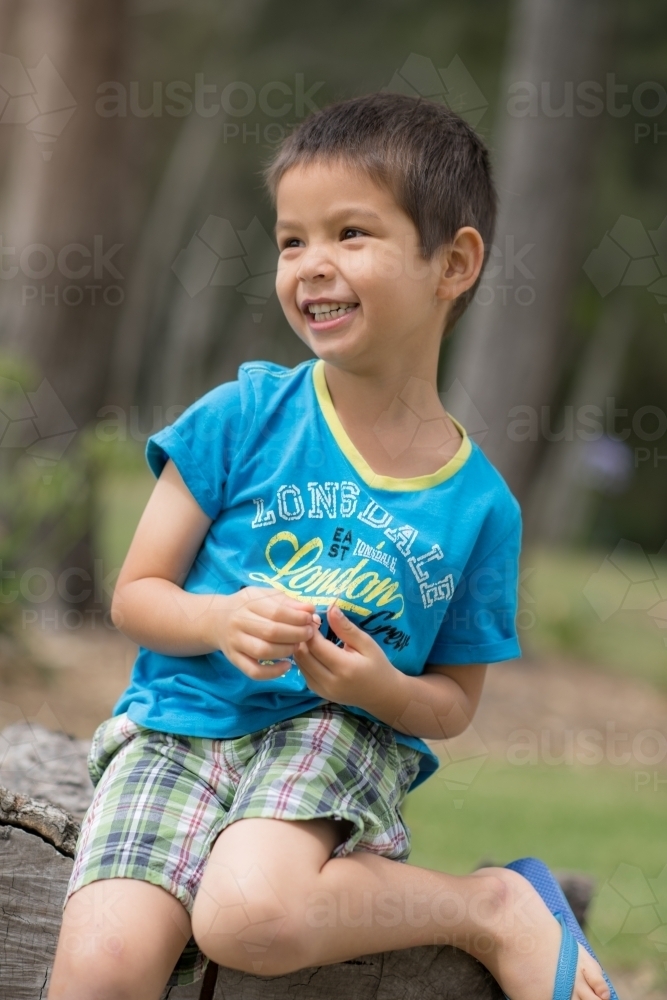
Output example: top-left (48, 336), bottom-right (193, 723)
top-left (426, 511), bottom-right (522, 665)
top-left (145, 377), bottom-right (250, 520)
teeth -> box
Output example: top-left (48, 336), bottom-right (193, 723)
top-left (307, 302), bottom-right (357, 320)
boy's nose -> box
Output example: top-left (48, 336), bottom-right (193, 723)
top-left (295, 244), bottom-right (336, 282)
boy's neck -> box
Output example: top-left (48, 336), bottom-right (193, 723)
top-left (320, 356), bottom-right (463, 480)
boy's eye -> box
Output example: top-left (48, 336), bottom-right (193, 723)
top-left (341, 227), bottom-right (366, 240)
top-left (280, 237), bottom-right (303, 250)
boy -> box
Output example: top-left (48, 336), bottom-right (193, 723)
top-left (49, 93), bottom-right (610, 1000)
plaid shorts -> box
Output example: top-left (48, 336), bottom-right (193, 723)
top-left (65, 701), bottom-right (424, 986)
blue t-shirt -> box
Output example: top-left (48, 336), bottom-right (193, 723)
top-left (113, 359), bottom-right (522, 791)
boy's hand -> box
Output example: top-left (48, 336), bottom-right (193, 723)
top-left (293, 603), bottom-right (400, 711)
top-left (210, 587), bottom-right (320, 681)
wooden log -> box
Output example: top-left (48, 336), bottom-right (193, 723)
top-left (0, 821), bottom-right (76, 1000)
top-left (211, 945), bottom-right (502, 1000)
top-left (0, 784), bottom-right (80, 856)
top-left (0, 722), bottom-right (93, 819)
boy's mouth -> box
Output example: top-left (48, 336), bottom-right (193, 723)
top-left (302, 300), bottom-right (360, 330)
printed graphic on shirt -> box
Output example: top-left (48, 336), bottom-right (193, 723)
top-left (248, 480), bottom-right (455, 631)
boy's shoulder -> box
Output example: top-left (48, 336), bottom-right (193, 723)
top-left (461, 437), bottom-right (522, 537)
top-left (238, 358), bottom-right (309, 379)
top-left (176, 358), bottom-right (315, 424)
top-left (204, 358), bottom-right (314, 409)
top-left (237, 357), bottom-right (315, 396)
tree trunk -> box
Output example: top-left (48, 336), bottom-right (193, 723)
top-left (0, 0), bottom-right (135, 612)
top-left (0, 0), bottom-right (22, 181)
top-left (108, 105), bottom-right (229, 411)
top-left (523, 298), bottom-right (636, 542)
top-left (444, 0), bottom-right (612, 509)
top-left (0, 0), bottom-right (133, 430)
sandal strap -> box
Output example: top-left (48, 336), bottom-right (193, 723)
top-left (552, 911), bottom-right (579, 1000)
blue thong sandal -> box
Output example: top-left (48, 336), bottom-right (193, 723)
top-left (502, 857), bottom-right (618, 1000)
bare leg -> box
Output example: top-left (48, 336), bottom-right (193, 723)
top-left (48, 879), bottom-right (192, 1000)
top-left (192, 818), bottom-right (610, 1000)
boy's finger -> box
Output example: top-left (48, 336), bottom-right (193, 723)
top-left (242, 635), bottom-right (300, 662)
top-left (291, 655), bottom-right (323, 698)
top-left (293, 641), bottom-right (334, 679)
top-left (242, 613), bottom-right (316, 645)
top-left (326, 604), bottom-right (373, 651)
top-left (303, 628), bottom-right (346, 669)
top-left (250, 595), bottom-right (318, 625)
top-left (235, 651), bottom-right (292, 680)
top-left (274, 591), bottom-right (317, 614)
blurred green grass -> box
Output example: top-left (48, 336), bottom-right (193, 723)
top-left (404, 759), bottom-right (667, 978)
top-left (520, 546), bottom-right (667, 691)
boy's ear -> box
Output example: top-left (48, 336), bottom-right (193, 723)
top-left (435, 227), bottom-right (486, 303)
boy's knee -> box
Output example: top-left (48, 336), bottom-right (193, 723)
top-left (470, 866), bottom-right (535, 939)
top-left (48, 941), bottom-right (140, 1000)
top-left (50, 880), bottom-right (187, 1000)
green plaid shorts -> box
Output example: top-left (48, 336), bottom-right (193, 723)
top-left (65, 701), bottom-right (424, 986)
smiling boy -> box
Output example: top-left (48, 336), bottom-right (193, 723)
top-left (49, 94), bottom-right (611, 1000)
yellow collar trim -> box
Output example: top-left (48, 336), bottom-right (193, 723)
top-left (312, 359), bottom-right (472, 492)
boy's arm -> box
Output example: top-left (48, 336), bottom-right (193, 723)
top-left (366, 662), bottom-right (488, 740)
top-left (111, 459), bottom-right (317, 675)
top-left (111, 458), bottom-right (221, 655)
top-left (294, 604), bottom-right (487, 740)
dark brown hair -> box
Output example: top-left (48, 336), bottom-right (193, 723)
top-left (263, 91), bottom-right (496, 335)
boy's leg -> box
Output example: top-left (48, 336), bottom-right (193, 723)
top-left (192, 817), bottom-right (610, 1000)
top-left (48, 878), bottom-right (192, 1000)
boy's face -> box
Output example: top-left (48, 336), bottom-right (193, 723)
top-left (274, 159), bottom-right (448, 370)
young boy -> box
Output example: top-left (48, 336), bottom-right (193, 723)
top-left (49, 93), bottom-right (611, 1000)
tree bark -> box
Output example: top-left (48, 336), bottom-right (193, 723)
top-left (444, 0), bottom-right (612, 508)
top-left (523, 299), bottom-right (636, 541)
top-left (0, 0), bottom-right (133, 430)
